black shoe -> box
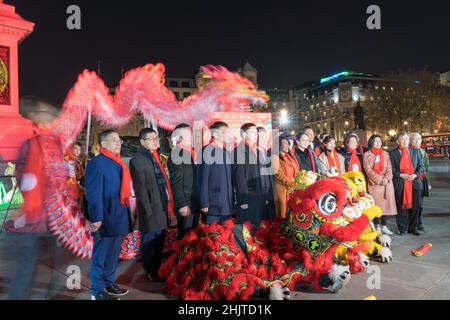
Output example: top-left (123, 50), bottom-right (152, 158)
top-left (408, 230), bottom-right (421, 236)
top-left (417, 225), bottom-right (425, 231)
top-left (91, 292), bottom-right (120, 300)
top-left (105, 284), bottom-right (129, 297)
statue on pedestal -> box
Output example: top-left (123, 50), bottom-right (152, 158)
top-left (353, 100), bottom-right (366, 130)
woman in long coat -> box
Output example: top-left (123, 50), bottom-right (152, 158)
top-left (271, 134), bottom-right (299, 219)
top-left (363, 134), bottom-right (397, 235)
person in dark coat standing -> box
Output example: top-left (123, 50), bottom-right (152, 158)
top-left (86, 130), bottom-right (132, 300)
top-left (303, 125), bottom-right (323, 157)
top-left (389, 132), bottom-right (424, 236)
top-left (168, 123), bottom-right (199, 240)
top-left (198, 121), bottom-right (233, 225)
top-left (293, 131), bottom-right (321, 174)
top-left (409, 132), bottom-right (430, 231)
top-left (130, 128), bottom-right (174, 281)
top-left (233, 123), bottom-right (275, 226)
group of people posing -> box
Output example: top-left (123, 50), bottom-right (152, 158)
top-left (80, 122), bottom-right (430, 300)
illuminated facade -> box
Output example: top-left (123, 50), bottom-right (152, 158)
top-left (294, 71), bottom-right (381, 142)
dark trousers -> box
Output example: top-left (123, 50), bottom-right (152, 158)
top-left (141, 230), bottom-right (166, 277)
top-left (90, 236), bottom-right (122, 296)
top-left (396, 189), bottom-right (421, 233)
top-left (204, 214), bottom-right (231, 225)
top-left (176, 210), bottom-right (199, 240)
top-left (417, 188), bottom-right (426, 228)
top-left (374, 216), bottom-right (387, 226)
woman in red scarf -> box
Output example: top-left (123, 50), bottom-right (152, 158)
top-left (341, 133), bottom-right (365, 173)
top-left (363, 135), bottom-right (397, 235)
top-left (318, 135), bottom-right (345, 177)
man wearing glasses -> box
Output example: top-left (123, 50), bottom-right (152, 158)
top-left (85, 130), bottom-right (132, 300)
top-left (130, 128), bottom-right (174, 281)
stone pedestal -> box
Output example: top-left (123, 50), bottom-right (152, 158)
top-left (353, 129), bottom-right (368, 148)
top-left (0, 1), bottom-right (34, 162)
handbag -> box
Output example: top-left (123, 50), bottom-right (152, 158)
top-left (119, 196), bottom-right (142, 260)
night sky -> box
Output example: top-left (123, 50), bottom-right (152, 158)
top-left (9, 0), bottom-right (450, 103)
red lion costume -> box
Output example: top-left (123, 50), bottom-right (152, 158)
top-left (159, 178), bottom-right (374, 300)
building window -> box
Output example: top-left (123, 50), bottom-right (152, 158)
top-left (182, 81), bottom-right (190, 88)
top-left (169, 80), bottom-right (178, 88)
top-left (305, 116), bottom-right (308, 121)
top-left (323, 101), bottom-right (326, 106)
top-left (323, 112), bottom-right (327, 117)
top-left (172, 92), bottom-right (179, 99)
top-left (183, 92), bottom-right (191, 99)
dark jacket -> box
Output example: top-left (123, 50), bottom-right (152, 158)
top-left (198, 143), bottom-right (233, 216)
top-left (129, 147), bottom-right (168, 234)
top-left (389, 147), bottom-right (424, 209)
top-left (168, 146), bottom-right (198, 211)
top-left (85, 154), bottom-right (132, 237)
top-left (232, 142), bottom-right (275, 224)
top-left (294, 147), bottom-right (321, 173)
top-left (339, 146), bottom-right (367, 173)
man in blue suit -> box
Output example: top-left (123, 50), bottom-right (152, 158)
top-left (198, 122), bottom-right (234, 225)
top-left (86, 130), bottom-right (132, 300)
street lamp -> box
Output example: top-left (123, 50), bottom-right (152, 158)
top-left (404, 121), bottom-right (408, 126)
top-left (388, 130), bottom-right (396, 137)
top-left (280, 109), bottom-right (289, 128)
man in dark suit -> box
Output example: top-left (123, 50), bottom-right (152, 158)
top-left (389, 132), bottom-right (424, 236)
top-left (198, 122), bottom-right (233, 225)
top-left (233, 123), bottom-right (275, 226)
top-left (130, 128), bottom-right (171, 281)
top-left (168, 123), bottom-right (199, 240)
top-left (86, 130), bottom-right (132, 300)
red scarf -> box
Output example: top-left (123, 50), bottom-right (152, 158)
top-left (177, 142), bottom-right (197, 165)
top-left (347, 147), bottom-right (362, 172)
top-left (151, 150), bottom-right (175, 218)
top-left (326, 149), bottom-right (341, 172)
top-left (371, 148), bottom-right (385, 175)
top-left (399, 147), bottom-right (414, 209)
top-left (99, 147), bottom-right (132, 207)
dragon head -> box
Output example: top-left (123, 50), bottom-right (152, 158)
top-left (200, 65), bottom-right (269, 110)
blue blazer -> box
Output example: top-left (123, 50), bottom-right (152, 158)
top-left (85, 154), bottom-right (132, 237)
top-left (198, 144), bottom-right (234, 216)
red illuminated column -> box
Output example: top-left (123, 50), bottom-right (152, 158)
top-left (0, 0), bottom-right (34, 161)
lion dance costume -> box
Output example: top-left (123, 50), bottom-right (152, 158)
top-left (159, 175), bottom-right (387, 300)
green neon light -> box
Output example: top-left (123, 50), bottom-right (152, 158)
top-left (0, 180), bottom-right (24, 210)
top-left (320, 71), bottom-right (367, 84)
